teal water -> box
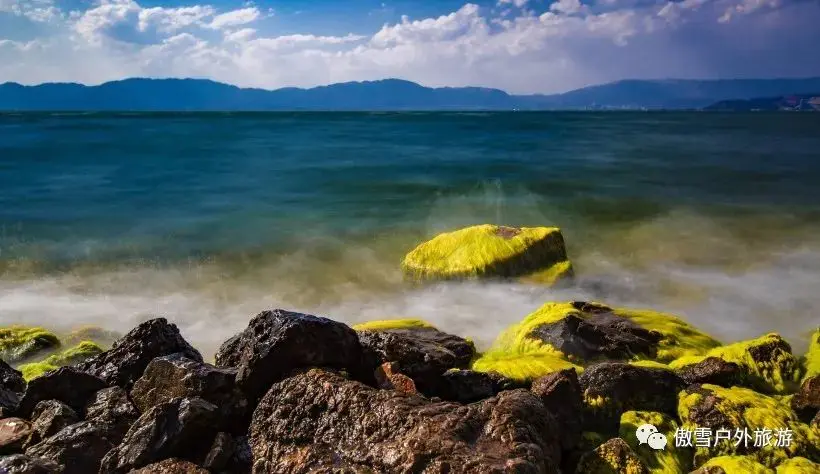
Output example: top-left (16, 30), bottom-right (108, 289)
top-left (2, 112), bottom-right (819, 355)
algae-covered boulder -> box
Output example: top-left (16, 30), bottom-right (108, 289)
top-left (670, 333), bottom-right (801, 394)
top-left (678, 384), bottom-right (819, 469)
top-left (472, 301), bottom-right (721, 382)
top-left (791, 329), bottom-right (820, 423)
top-left (692, 455), bottom-right (774, 474)
top-left (0, 327), bottom-right (60, 363)
top-left (18, 341), bottom-right (104, 381)
top-left (619, 411), bottom-right (692, 473)
top-left (775, 456), bottom-right (819, 473)
top-left (401, 224), bottom-right (572, 285)
top-left (574, 437), bottom-right (649, 474)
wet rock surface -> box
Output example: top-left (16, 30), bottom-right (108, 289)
top-left (249, 368), bottom-right (561, 473)
top-left (0, 453), bottom-right (59, 473)
top-left (0, 360), bottom-right (25, 413)
top-left (75, 318), bottom-right (202, 389)
top-left (676, 357), bottom-right (745, 387)
top-left (16, 368), bottom-right (107, 419)
top-left (202, 432), bottom-right (251, 474)
top-left (532, 368), bottom-right (583, 451)
top-left (0, 418), bottom-right (32, 455)
top-left (24, 420), bottom-right (123, 474)
top-left (215, 309), bottom-right (365, 402)
top-left (28, 401), bottom-right (78, 443)
top-left (574, 438), bottom-right (649, 474)
top-left (128, 458), bottom-right (209, 474)
top-left (791, 375), bottom-right (819, 423)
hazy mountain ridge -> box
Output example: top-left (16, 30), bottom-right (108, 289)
top-left (705, 93), bottom-right (820, 111)
top-left (2, 77), bottom-right (820, 110)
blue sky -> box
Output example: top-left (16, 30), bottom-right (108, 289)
top-left (1, 0), bottom-right (819, 93)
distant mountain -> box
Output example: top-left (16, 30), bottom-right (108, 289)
top-left (2, 77), bottom-right (820, 111)
top-left (705, 94), bottom-right (820, 111)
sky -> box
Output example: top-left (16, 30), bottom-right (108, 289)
top-left (1, 0), bottom-right (819, 94)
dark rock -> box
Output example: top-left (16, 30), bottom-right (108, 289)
top-left (532, 368), bottom-right (583, 451)
top-left (16, 368), bottom-right (107, 419)
top-left (29, 402), bottom-right (79, 443)
top-left (131, 354), bottom-right (247, 433)
top-left (358, 326), bottom-right (474, 394)
top-left (373, 362), bottom-right (417, 395)
top-left (690, 466), bottom-right (725, 474)
top-left (579, 362), bottom-right (685, 433)
top-left (100, 397), bottom-right (219, 473)
top-left (84, 387), bottom-right (139, 440)
top-left (75, 318), bottom-right (202, 389)
top-left (531, 310), bottom-right (662, 361)
top-left (249, 368), bottom-right (561, 473)
top-left (791, 376), bottom-right (819, 423)
top-left (430, 369), bottom-right (495, 403)
top-left (0, 453), bottom-right (59, 473)
top-left (574, 437), bottom-right (648, 474)
top-left (676, 357), bottom-right (745, 387)
top-left (0, 418), bottom-right (32, 455)
top-left (127, 458), bottom-right (209, 473)
top-left (0, 360), bottom-right (25, 414)
top-left (24, 420), bottom-right (123, 474)
top-left (203, 432), bottom-right (251, 474)
top-left (214, 309), bottom-right (364, 402)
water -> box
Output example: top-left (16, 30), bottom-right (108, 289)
top-left (1, 111), bottom-right (819, 356)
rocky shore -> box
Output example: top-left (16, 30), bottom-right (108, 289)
top-left (0, 224), bottom-right (817, 473)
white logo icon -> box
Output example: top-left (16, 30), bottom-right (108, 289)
top-left (636, 423), bottom-right (667, 450)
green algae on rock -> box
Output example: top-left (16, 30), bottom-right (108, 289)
top-left (400, 224), bottom-right (572, 285)
top-left (800, 329), bottom-right (819, 382)
top-left (678, 384), bottom-right (819, 469)
top-left (574, 437), bottom-right (649, 474)
top-left (619, 411), bottom-right (692, 474)
top-left (775, 456), bottom-right (819, 474)
top-left (18, 341), bottom-right (104, 381)
top-left (694, 455), bottom-right (774, 474)
top-left (351, 318), bottom-right (435, 332)
top-left (0, 326), bottom-right (60, 363)
top-left (670, 334), bottom-right (801, 394)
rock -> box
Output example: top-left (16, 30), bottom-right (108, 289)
top-left (670, 333), bottom-right (800, 394)
top-left (691, 455), bottom-right (773, 474)
top-left (0, 418), bottom-right (32, 455)
top-left (400, 224), bottom-right (573, 286)
top-left (373, 362), bottom-right (417, 395)
top-left (0, 359), bottom-right (25, 413)
top-left (574, 437), bottom-right (648, 474)
top-left (18, 342), bottom-right (105, 381)
top-left (214, 309), bottom-right (364, 402)
top-left (100, 397), bottom-right (219, 473)
top-left (29, 401), bottom-right (79, 442)
top-left (472, 301), bottom-right (721, 382)
top-left (249, 368), bottom-right (561, 473)
top-left (75, 318), bottom-right (202, 389)
top-left (203, 433), bottom-right (251, 474)
top-left (0, 327), bottom-right (60, 363)
top-left (791, 376), bottom-right (819, 424)
top-left (619, 411), bottom-right (692, 473)
top-left (131, 354), bottom-right (247, 433)
top-left (775, 456), bottom-right (819, 473)
top-left (24, 420), bottom-right (124, 474)
top-left (531, 368), bottom-right (583, 451)
top-left (676, 356), bottom-right (746, 387)
top-left (678, 384), bottom-right (819, 468)
top-left (128, 458), bottom-right (209, 474)
top-left (0, 453), bottom-right (59, 473)
top-left (430, 369), bottom-right (500, 403)
top-left (16, 367), bottom-right (107, 419)
top-left (84, 387), bottom-right (139, 440)
top-left (357, 323), bottom-right (474, 395)
top-left (579, 362), bottom-right (685, 433)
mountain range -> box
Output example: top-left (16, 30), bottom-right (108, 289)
top-left (2, 77), bottom-right (820, 111)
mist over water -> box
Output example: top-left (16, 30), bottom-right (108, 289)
top-left (1, 112), bottom-right (819, 358)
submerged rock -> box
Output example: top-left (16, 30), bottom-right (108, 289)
top-left (0, 453), bottom-right (59, 473)
top-left (0, 327), bottom-right (60, 364)
top-left (16, 367), bottom-right (108, 419)
top-left (574, 437), bottom-right (648, 474)
top-left (214, 309), bottom-right (364, 402)
top-left (401, 224), bottom-right (573, 285)
top-left (100, 397), bottom-right (219, 473)
top-left (131, 353), bottom-right (247, 433)
top-left (472, 301), bottom-right (721, 382)
top-left (18, 342), bottom-right (104, 382)
top-left (531, 368), bottom-right (583, 451)
top-left (0, 418), bottom-right (32, 455)
top-left (75, 318), bottom-right (202, 389)
top-left (249, 368), bottom-right (561, 473)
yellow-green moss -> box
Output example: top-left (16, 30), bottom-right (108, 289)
top-left (576, 438), bottom-right (649, 474)
top-left (17, 341), bottom-right (103, 381)
top-left (677, 384), bottom-right (818, 468)
top-left (401, 224), bottom-right (570, 285)
top-left (62, 326), bottom-right (119, 348)
top-left (471, 349), bottom-right (581, 382)
top-left (775, 457), bottom-right (818, 474)
top-left (802, 329), bottom-right (820, 382)
top-left (0, 326), bottom-right (61, 362)
top-left (619, 411), bottom-right (692, 473)
top-left (630, 360), bottom-right (671, 370)
top-left (670, 334), bottom-right (800, 394)
top-left (698, 455), bottom-right (774, 474)
top-left (614, 308), bottom-right (722, 362)
top-left (352, 319), bottom-right (436, 332)
top-left (518, 260), bottom-right (574, 286)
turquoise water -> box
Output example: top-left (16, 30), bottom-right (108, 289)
top-left (2, 112), bottom-right (819, 355)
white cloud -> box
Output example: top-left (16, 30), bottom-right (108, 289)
top-left (719, 0), bottom-right (781, 23)
top-left (206, 7), bottom-right (260, 30)
top-left (550, 0), bottom-right (584, 15)
top-left (497, 0), bottom-right (529, 7)
top-left (0, 0), bottom-right (63, 23)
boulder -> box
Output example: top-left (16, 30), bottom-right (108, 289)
top-left (24, 420), bottom-right (124, 474)
top-left (99, 397), bottom-right (219, 473)
top-left (249, 368), bottom-right (562, 473)
top-left (84, 387), bottom-right (139, 440)
top-left (0, 453), bottom-right (59, 473)
top-left (131, 354), bottom-right (247, 433)
top-left (28, 401), bottom-right (79, 444)
top-left (0, 327), bottom-right (60, 363)
top-left (0, 418), bottom-right (32, 455)
top-left (792, 329), bottom-right (820, 423)
top-left (75, 318), bottom-right (202, 389)
top-left (472, 301), bottom-right (721, 382)
top-left (202, 432), bottom-right (251, 474)
top-left (531, 368), bottom-right (583, 451)
top-left (574, 437), bottom-right (648, 474)
top-left (678, 384), bottom-right (819, 468)
top-left (128, 458), bottom-right (209, 474)
top-left (214, 309), bottom-right (364, 402)
top-left (0, 359), bottom-right (25, 413)
top-left (579, 362), bottom-right (685, 433)
top-left (676, 357), bottom-right (746, 387)
top-left (691, 455), bottom-right (773, 474)
top-left (775, 456), bottom-right (819, 473)
top-left (18, 342), bottom-right (104, 381)
top-left (16, 367), bottom-right (107, 419)
top-left (429, 369), bottom-right (500, 403)
top-left (670, 333), bottom-right (800, 394)
top-left (619, 411), bottom-right (692, 473)
top-left (400, 224), bottom-right (573, 286)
